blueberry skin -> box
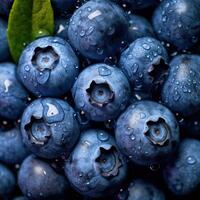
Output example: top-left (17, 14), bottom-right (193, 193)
top-left (18, 155), bottom-right (69, 200)
top-left (72, 64), bottom-right (131, 121)
top-left (68, 0), bottom-right (129, 60)
top-left (51, 0), bottom-right (75, 16)
top-left (0, 18), bottom-right (10, 62)
top-left (65, 129), bottom-right (127, 198)
top-left (128, 15), bottom-right (155, 43)
top-left (0, 63), bottom-right (29, 120)
top-left (152, 0), bottom-right (200, 50)
top-left (54, 18), bottom-right (69, 41)
top-left (119, 37), bottom-right (169, 97)
top-left (163, 138), bottom-right (200, 196)
top-left (161, 55), bottom-right (200, 116)
top-left (115, 101), bottom-right (180, 166)
top-left (0, 127), bottom-right (29, 165)
top-left (20, 98), bottom-right (80, 159)
top-left (18, 36), bottom-right (79, 97)
top-left (117, 179), bottom-right (165, 200)
top-left (0, 163), bottom-right (15, 198)
top-left (0, 0), bottom-right (13, 17)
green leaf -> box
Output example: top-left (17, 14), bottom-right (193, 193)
top-left (32, 0), bottom-right (54, 39)
top-left (7, 0), bottom-right (54, 63)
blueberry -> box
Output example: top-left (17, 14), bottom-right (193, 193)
top-left (0, 18), bottom-right (10, 62)
top-left (119, 37), bottom-right (169, 98)
top-left (17, 36), bottom-right (79, 97)
top-left (18, 155), bottom-right (69, 200)
top-left (68, 0), bottom-right (129, 60)
top-left (51, 0), bottom-right (75, 16)
top-left (20, 98), bottom-right (80, 159)
top-left (163, 138), bottom-right (200, 196)
top-left (0, 0), bottom-right (13, 17)
top-left (152, 0), bottom-right (200, 50)
top-left (65, 129), bottom-right (127, 198)
top-left (0, 127), bottom-right (29, 165)
top-left (117, 179), bottom-right (165, 200)
top-left (127, 15), bottom-right (155, 43)
top-left (0, 63), bottom-right (29, 120)
top-left (54, 18), bottom-right (69, 41)
top-left (0, 163), bottom-right (15, 198)
top-left (72, 63), bottom-right (131, 121)
top-left (161, 54), bottom-right (200, 116)
top-left (115, 101), bottom-right (180, 166)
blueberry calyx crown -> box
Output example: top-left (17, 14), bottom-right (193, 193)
top-left (25, 117), bottom-right (51, 145)
top-left (24, 100), bottom-right (65, 146)
top-left (144, 117), bottom-right (170, 146)
top-left (95, 146), bottom-right (121, 178)
top-left (32, 46), bottom-right (59, 71)
top-left (86, 80), bottom-right (114, 107)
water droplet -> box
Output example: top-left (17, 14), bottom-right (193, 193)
top-left (186, 156), bottom-right (196, 165)
top-left (132, 63), bottom-right (139, 74)
top-left (142, 43), bottom-right (150, 50)
top-left (162, 16), bottom-right (167, 22)
top-left (97, 131), bottom-right (109, 141)
top-left (46, 103), bottom-right (59, 117)
top-left (150, 164), bottom-right (160, 171)
top-left (140, 112), bottom-right (146, 119)
top-left (97, 47), bottom-right (104, 55)
top-left (174, 92), bottom-right (181, 101)
top-left (24, 65), bottom-right (30, 72)
top-left (130, 134), bottom-right (135, 141)
top-left (80, 30), bottom-right (86, 37)
top-left (4, 79), bottom-right (12, 93)
top-left (107, 26), bottom-right (115, 35)
top-left (98, 66), bottom-right (111, 76)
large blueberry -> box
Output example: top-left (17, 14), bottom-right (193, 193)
top-left (127, 15), bottom-right (155, 43)
top-left (115, 101), bottom-right (180, 166)
top-left (0, 0), bottom-right (13, 17)
top-left (68, 0), bottom-right (129, 60)
top-left (0, 163), bottom-right (15, 198)
top-left (18, 155), bottom-right (69, 200)
top-left (161, 55), bottom-right (200, 116)
top-left (18, 36), bottom-right (79, 97)
top-left (119, 37), bottom-right (169, 98)
top-left (163, 139), bottom-right (200, 196)
top-left (0, 18), bottom-right (10, 62)
top-left (0, 63), bottom-right (29, 120)
top-left (0, 127), bottom-right (29, 165)
top-left (117, 179), bottom-right (165, 200)
top-left (20, 98), bottom-right (80, 159)
top-left (152, 0), bottom-right (200, 50)
top-left (65, 129), bottom-right (127, 198)
top-left (72, 64), bottom-right (131, 121)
